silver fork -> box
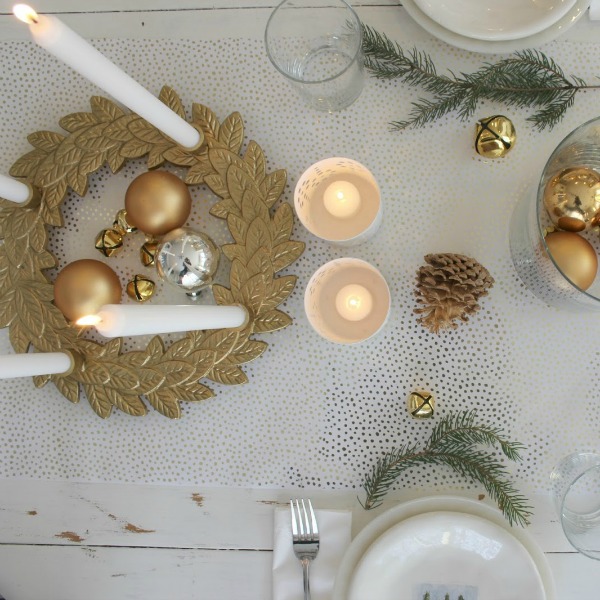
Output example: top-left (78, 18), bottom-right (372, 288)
top-left (290, 498), bottom-right (320, 600)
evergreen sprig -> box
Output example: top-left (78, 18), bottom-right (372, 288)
top-left (360, 410), bottom-right (532, 527)
top-left (361, 24), bottom-right (598, 131)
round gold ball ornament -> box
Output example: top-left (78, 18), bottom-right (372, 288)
top-left (124, 170), bottom-right (192, 236)
top-left (543, 167), bottom-right (600, 232)
top-left (126, 274), bottom-right (155, 302)
top-left (544, 230), bottom-right (598, 290)
top-left (95, 228), bottom-right (124, 257)
top-left (475, 115), bottom-right (516, 158)
top-left (53, 259), bottom-right (122, 322)
top-left (407, 390), bottom-right (436, 419)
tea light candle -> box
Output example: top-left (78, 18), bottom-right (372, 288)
top-left (335, 284), bottom-right (373, 321)
top-left (13, 4), bottom-right (201, 149)
top-left (0, 351), bottom-right (72, 379)
top-left (295, 158), bottom-right (381, 246)
top-left (0, 173), bottom-right (31, 204)
top-left (78, 304), bottom-right (248, 338)
top-left (323, 180), bottom-right (361, 218)
top-left (304, 258), bottom-right (390, 344)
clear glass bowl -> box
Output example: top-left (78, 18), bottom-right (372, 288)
top-left (510, 117), bottom-right (600, 311)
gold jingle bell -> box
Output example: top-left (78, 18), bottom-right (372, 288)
top-left (407, 390), bottom-right (435, 419)
top-left (475, 115), bottom-right (516, 158)
top-left (126, 274), bottom-right (155, 302)
top-left (113, 209), bottom-right (137, 235)
top-left (140, 240), bottom-right (159, 267)
top-left (543, 167), bottom-right (600, 232)
top-left (95, 228), bottom-right (124, 257)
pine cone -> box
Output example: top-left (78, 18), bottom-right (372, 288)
top-left (414, 253), bottom-right (494, 334)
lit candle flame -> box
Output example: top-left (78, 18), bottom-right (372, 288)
top-left (13, 4), bottom-right (38, 24)
top-left (76, 314), bottom-right (102, 327)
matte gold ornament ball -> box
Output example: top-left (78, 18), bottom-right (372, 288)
top-left (54, 259), bottom-right (122, 322)
top-left (545, 230), bottom-right (598, 290)
top-left (124, 171), bottom-right (192, 236)
top-left (543, 167), bottom-right (600, 232)
top-left (126, 274), bottom-right (155, 302)
top-left (475, 115), bottom-right (516, 158)
top-left (407, 390), bottom-right (435, 419)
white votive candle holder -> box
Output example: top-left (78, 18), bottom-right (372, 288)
top-left (304, 258), bottom-right (391, 344)
top-left (294, 157), bottom-right (382, 246)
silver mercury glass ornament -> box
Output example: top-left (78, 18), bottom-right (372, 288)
top-left (155, 227), bottom-right (220, 296)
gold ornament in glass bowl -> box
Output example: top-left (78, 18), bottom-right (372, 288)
top-left (543, 167), bottom-right (600, 232)
top-left (544, 231), bottom-right (598, 290)
top-left (53, 259), bottom-right (122, 322)
top-left (125, 170), bottom-right (192, 236)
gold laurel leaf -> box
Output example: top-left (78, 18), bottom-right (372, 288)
top-left (245, 217), bottom-right (273, 256)
top-left (67, 166), bottom-right (88, 197)
top-left (146, 336), bottom-right (166, 361)
top-left (210, 199), bottom-right (238, 219)
top-left (9, 320), bottom-right (30, 353)
top-left (246, 248), bottom-right (274, 280)
top-left (187, 349), bottom-right (217, 379)
top-left (42, 180), bottom-right (68, 211)
top-left (240, 273), bottom-right (266, 314)
top-left (220, 243), bottom-right (246, 264)
top-left (84, 383), bottom-right (113, 418)
top-left (137, 367), bottom-right (168, 394)
top-left (196, 328), bottom-right (240, 361)
top-left (185, 160), bottom-right (214, 185)
top-left (104, 387), bottom-right (147, 417)
top-left (78, 151), bottom-right (106, 182)
top-left (54, 376), bottom-right (80, 404)
top-left (207, 364), bottom-right (248, 386)
top-left (27, 130), bottom-right (65, 152)
top-left (73, 122), bottom-right (118, 153)
top-left (91, 95), bottom-right (125, 122)
top-left (227, 165), bottom-right (261, 208)
top-left (218, 340), bottom-right (267, 366)
top-left (0, 288), bottom-right (16, 328)
top-left (10, 209), bottom-right (38, 241)
top-left (272, 241), bottom-right (306, 273)
top-left (244, 141), bottom-right (267, 182)
top-left (147, 146), bottom-right (168, 169)
top-left (121, 139), bottom-right (153, 158)
top-left (33, 373), bottom-right (51, 387)
top-left (272, 203), bottom-right (294, 246)
top-left (106, 146), bottom-right (126, 174)
top-left (204, 174), bottom-right (231, 201)
top-left (160, 360), bottom-right (197, 388)
top-left (209, 147), bottom-right (248, 179)
top-left (29, 220), bottom-right (47, 253)
top-left (174, 382), bottom-right (214, 403)
top-left (159, 86), bottom-right (186, 119)
top-left (253, 309), bottom-right (293, 333)
top-left (9, 148), bottom-right (48, 178)
top-left (101, 363), bottom-right (141, 391)
top-left (229, 259), bottom-right (246, 293)
top-left (164, 337), bottom-right (194, 360)
top-left (262, 275), bottom-right (297, 312)
top-left (146, 389), bottom-right (180, 419)
top-left (79, 362), bottom-right (112, 386)
top-left (35, 159), bottom-right (66, 190)
top-left (260, 169), bottom-right (287, 208)
top-left (226, 213), bottom-right (249, 244)
top-left (192, 103), bottom-right (220, 139)
top-left (128, 118), bottom-right (170, 146)
top-left (102, 114), bottom-right (138, 143)
top-left (212, 284), bottom-right (235, 306)
top-left (241, 189), bottom-right (270, 223)
top-left (59, 112), bottom-right (99, 133)
top-left (218, 112), bottom-right (244, 154)
top-left (164, 147), bottom-right (198, 167)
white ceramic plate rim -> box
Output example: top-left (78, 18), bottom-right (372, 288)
top-left (402, 0), bottom-right (587, 54)
top-left (332, 495), bottom-right (556, 600)
top-left (412, 0), bottom-right (576, 42)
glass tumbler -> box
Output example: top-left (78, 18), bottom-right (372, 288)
top-left (509, 117), bottom-right (600, 311)
top-left (264, 0), bottom-right (364, 112)
top-left (550, 452), bottom-right (600, 559)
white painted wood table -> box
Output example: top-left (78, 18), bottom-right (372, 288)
top-left (0, 1), bottom-right (600, 598)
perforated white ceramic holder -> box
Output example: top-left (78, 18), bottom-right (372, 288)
top-left (294, 157), bottom-right (382, 246)
top-left (304, 258), bottom-right (391, 344)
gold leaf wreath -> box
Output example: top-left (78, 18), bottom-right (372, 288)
top-left (0, 86), bottom-right (305, 419)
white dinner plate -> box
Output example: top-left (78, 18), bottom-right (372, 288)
top-left (413, 0), bottom-right (576, 41)
top-left (402, 0), bottom-right (588, 53)
top-left (332, 496), bottom-right (556, 600)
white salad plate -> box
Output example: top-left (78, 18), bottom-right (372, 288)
top-left (402, 0), bottom-right (588, 54)
top-left (413, 0), bottom-right (576, 41)
top-left (332, 496), bottom-right (556, 600)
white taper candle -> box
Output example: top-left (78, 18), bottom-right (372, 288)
top-left (87, 304), bottom-right (248, 338)
top-left (0, 351), bottom-right (72, 379)
top-left (0, 173), bottom-right (31, 203)
top-left (13, 5), bottom-right (201, 149)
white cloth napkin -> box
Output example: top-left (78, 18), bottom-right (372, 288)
top-left (590, 1), bottom-right (600, 20)
top-left (272, 506), bottom-right (352, 600)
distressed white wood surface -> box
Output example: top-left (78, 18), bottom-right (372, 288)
top-left (0, 2), bottom-right (599, 599)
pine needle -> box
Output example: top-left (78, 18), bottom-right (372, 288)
top-left (359, 409), bottom-right (532, 527)
top-left (361, 25), bottom-right (600, 131)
